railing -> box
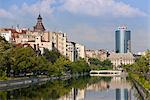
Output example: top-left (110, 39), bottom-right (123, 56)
top-left (90, 70), bottom-right (122, 76)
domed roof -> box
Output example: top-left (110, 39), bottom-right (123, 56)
top-left (34, 14), bottom-right (45, 32)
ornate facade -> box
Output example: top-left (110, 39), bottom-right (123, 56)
top-left (108, 52), bottom-right (135, 68)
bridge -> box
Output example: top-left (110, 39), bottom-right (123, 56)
top-left (90, 70), bottom-right (122, 76)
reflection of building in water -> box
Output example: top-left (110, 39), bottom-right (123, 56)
top-left (60, 77), bottom-right (132, 100)
top-left (109, 77), bottom-right (130, 89)
top-left (110, 77), bottom-right (131, 100)
top-left (86, 80), bottom-right (109, 91)
top-left (86, 77), bottom-right (132, 100)
top-left (59, 88), bottom-right (85, 100)
top-left (86, 77), bottom-right (131, 92)
top-left (76, 89), bottom-right (85, 100)
top-left (116, 88), bottom-right (130, 100)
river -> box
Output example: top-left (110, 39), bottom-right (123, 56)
top-left (0, 76), bottom-right (142, 100)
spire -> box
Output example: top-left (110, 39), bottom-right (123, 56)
top-left (34, 14), bottom-right (45, 32)
top-left (38, 14), bottom-right (42, 20)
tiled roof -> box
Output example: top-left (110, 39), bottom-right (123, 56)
top-left (108, 52), bottom-right (134, 60)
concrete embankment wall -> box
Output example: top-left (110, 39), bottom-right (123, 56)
top-left (0, 73), bottom-right (89, 91)
top-left (132, 79), bottom-right (150, 100)
top-left (0, 77), bottom-right (51, 91)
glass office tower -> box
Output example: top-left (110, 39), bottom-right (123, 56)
top-left (115, 26), bottom-right (131, 53)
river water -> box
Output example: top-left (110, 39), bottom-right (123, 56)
top-left (0, 76), bottom-right (142, 100)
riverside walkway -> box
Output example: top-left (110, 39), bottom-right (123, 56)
top-left (0, 77), bottom-right (51, 91)
top-left (0, 75), bottom-right (71, 91)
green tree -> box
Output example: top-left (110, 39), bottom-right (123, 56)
top-left (70, 59), bottom-right (90, 74)
top-left (101, 59), bottom-right (112, 67)
top-left (0, 36), bottom-right (11, 53)
top-left (0, 36), bottom-right (12, 77)
top-left (11, 47), bottom-right (37, 73)
top-left (88, 58), bottom-right (112, 70)
top-left (124, 51), bottom-right (150, 90)
top-left (0, 48), bottom-right (14, 77)
top-left (52, 56), bottom-right (71, 76)
top-left (43, 49), bottom-right (61, 63)
top-left (33, 56), bottom-right (49, 71)
top-left (88, 58), bottom-right (102, 65)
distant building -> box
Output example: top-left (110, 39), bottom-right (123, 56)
top-left (66, 42), bottom-right (85, 62)
top-left (0, 28), bottom-right (27, 43)
top-left (85, 49), bottom-right (107, 61)
top-left (66, 41), bottom-right (77, 62)
top-left (52, 32), bottom-right (67, 56)
top-left (26, 32), bottom-right (53, 54)
top-left (85, 50), bottom-right (97, 58)
top-left (0, 14), bottom-right (86, 62)
top-left (115, 26), bottom-right (131, 53)
top-left (75, 43), bottom-right (85, 59)
top-left (108, 52), bottom-right (134, 68)
top-left (0, 28), bottom-right (12, 42)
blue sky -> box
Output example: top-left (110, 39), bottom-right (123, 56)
top-left (0, 0), bottom-right (149, 52)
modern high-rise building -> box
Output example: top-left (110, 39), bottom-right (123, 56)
top-left (115, 26), bottom-right (131, 53)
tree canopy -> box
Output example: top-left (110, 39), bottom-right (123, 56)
top-left (0, 36), bottom-right (91, 79)
top-left (88, 58), bottom-right (112, 70)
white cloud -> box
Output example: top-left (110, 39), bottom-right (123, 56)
top-left (60, 0), bottom-right (147, 17)
top-left (0, 9), bottom-right (13, 18)
top-left (0, 0), bottom-right (149, 51)
top-left (4, 0), bottom-right (55, 18)
top-left (0, 0), bottom-right (147, 19)
top-left (21, 0), bottom-right (55, 15)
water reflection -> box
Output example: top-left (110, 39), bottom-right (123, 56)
top-left (59, 77), bottom-right (138, 100)
top-left (0, 76), bottom-right (141, 100)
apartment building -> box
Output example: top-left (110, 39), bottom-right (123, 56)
top-left (52, 32), bottom-right (67, 56)
top-left (75, 43), bottom-right (85, 59)
top-left (0, 14), bottom-right (86, 62)
top-left (0, 28), bottom-right (12, 42)
top-left (66, 41), bottom-right (77, 62)
top-left (0, 28), bottom-right (27, 43)
top-left (66, 42), bottom-right (85, 62)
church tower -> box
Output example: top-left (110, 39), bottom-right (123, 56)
top-left (34, 14), bottom-right (45, 32)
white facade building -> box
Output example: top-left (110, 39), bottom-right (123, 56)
top-left (28, 32), bottom-right (53, 54)
top-left (0, 28), bottom-right (13, 43)
top-left (52, 32), bottom-right (67, 56)
top-left (75, 43), bottom-right (85, 59)
top-left (66, 41), bottom-right (76, 62)
top-left (108, 52), bottom-right (135, 68)
top-left (66, 42), bottom-right (85, 62)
